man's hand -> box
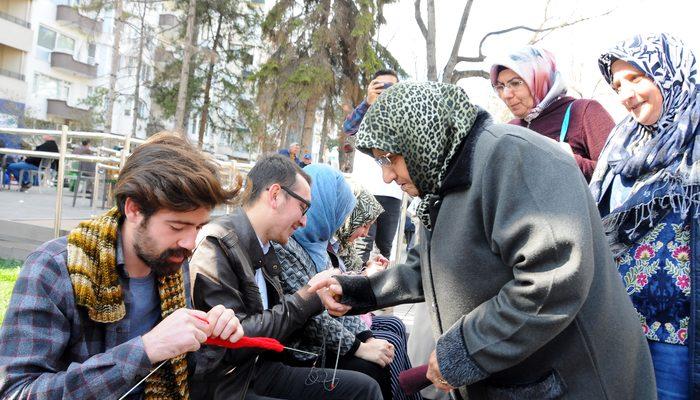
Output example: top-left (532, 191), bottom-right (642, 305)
top-left (366, 80), bottom-right (387, 105)
top-left (205, 304), bottom-right (244, 343)
top-left (307, 268), bottom-right (340, 289)
top-left (364, 255), bottom-right (389, 276)
top-left (427, 350), bottom-right (456, 393)
top-left (142, 308), bottom-right (209, 363)
top-left (355, 338), bottom-right (395, 367)
top-left (308, 277), bottom-right (352, 316)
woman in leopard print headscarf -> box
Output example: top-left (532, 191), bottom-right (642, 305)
top-left (317, 81), bottom-right (657, 399)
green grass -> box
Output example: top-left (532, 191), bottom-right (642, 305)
top-left (0, 259), bottom-right (22, 325)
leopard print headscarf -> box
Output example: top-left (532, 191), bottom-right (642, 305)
top-left (355, 81), bottom-right (478, 229)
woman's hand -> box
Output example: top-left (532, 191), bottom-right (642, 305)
top-left (355, 338), bottom-right (395, 367)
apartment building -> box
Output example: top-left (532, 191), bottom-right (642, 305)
top-left (22, 0), bottom-right (102, 129)
top-left (0, 0), bottom-right (32, 146)
top-left (0, 0), bottom-right (261, 157)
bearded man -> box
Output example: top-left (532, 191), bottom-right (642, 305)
top-left (0, 132), bottom-right (244, 400)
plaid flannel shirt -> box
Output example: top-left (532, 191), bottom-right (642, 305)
top-left (0, 236), bottom-right (186, 400)
top-left (342, 100), bottom-right (369, 136)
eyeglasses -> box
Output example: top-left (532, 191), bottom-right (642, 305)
top-left (280, 185), bottom-right (311, 216)
top-left (374, 152), bottom-right (392, 167)
top-left (492, 78), bottom-right (526, 93)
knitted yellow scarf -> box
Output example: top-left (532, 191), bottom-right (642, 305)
top-left (66, 207), bottom-right (190, 399)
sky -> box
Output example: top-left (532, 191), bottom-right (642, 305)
top-left (376, 0), bottom-right (700, 122)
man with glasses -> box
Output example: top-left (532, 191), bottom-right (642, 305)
top-left (187, 154), bottom-right (382, 399)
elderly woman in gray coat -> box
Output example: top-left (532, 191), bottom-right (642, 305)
top-left (311, 81), bottom-right (656, 399)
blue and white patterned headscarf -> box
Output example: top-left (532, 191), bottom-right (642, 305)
top-left (590, 33), bottom-right (700, 255)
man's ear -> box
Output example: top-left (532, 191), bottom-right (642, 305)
top-left (267, 183), bottom-right (282, 210)
top-left (123, 197), bottom-right (142, 222)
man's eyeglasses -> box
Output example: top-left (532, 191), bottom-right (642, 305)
top-left (374, 152), bottom-right (392, 167)
top-left (280, 185), bottom-right (311, 216)
top-left (492, 78), bottom-right (526, 93)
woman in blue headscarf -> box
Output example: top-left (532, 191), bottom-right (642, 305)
top-left (273, 164), bottom-right (396, 400)
top-left (592, 33), bottom-right (700, 399)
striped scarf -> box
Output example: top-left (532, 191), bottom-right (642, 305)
top-left (66, 207), bottom-right (190, 399)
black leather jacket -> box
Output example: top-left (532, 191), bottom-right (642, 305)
top-left (187, 207), bottom-right (322, 399)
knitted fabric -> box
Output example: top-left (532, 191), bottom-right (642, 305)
top-left (66, 207), bottom-right (189, 399)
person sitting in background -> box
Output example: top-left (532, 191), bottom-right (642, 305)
top-left (6, 135), bottom-right (59, 191)
top-left (278, 142), bottom-right (303, 167)
top-left (302, 153), bottom-right (312, 166)
top-left (73, 139), bottom-right (95, 174)
top-left (490, 46), bottom-right (614, 181)
top-left (591, 33), bottom-right (700, 399)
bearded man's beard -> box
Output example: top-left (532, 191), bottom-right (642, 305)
top-left (133, 220), bottom-right (192, 276)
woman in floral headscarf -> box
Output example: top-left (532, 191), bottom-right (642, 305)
top-left (490, 46), bottom-right (614, 181)
top-left (592, 33), bottom-right (700, 399)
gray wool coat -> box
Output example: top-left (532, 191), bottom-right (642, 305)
top-left (337, 118), bottom-right (656, 399)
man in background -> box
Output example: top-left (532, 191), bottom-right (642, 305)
top-left (344, 69), bottom-right (403, 263)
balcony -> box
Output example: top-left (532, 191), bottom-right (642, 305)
top-left (50, 52), bottom-right (97, 78)
top-left (0, 69), bottom-right (27, 103)
top-left (56, 5), bottom-right (102, 34)
top-left (46, 99), bottom-right (90, 121)
top-left (0, 11), bottom-right (32, 52)
top-left (158, 13), bottom-right (177, 27)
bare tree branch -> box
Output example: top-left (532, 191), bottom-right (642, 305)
top-left (445, 7), bottom-right (616, 82)
top-left (456, 55), bottom-right (485, 63)
top-left (414, 0), bottom-right (427, 39)
top-left (441, 0), bottom-right (474, 83)
top-left (451, 69), bottom-right (489, 83)
top-left (474, 9), bottom-right (613, 61)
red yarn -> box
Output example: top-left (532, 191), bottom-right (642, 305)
top-left (204, 336), bottom-right (285, 352)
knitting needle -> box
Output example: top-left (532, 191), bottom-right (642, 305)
top-left (118, 359), bottom-right (167, 400)
top-left (330, 335), bottom-right (342, 390)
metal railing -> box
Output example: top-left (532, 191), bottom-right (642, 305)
top-left (0, 68), bottom-right (25, 81)
top-left (0, 126), bottom-right (146, 237)
top-left (0, 10), bottom-right (30, 28)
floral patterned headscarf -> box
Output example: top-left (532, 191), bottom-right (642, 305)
top-left (489, 46), bottom-right (567, 122)
top-left (590, 33), bottom-right (700, 255)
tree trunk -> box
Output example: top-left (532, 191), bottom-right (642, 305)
top-left (104, 0), bottom-right (123, 134)
top-left (318, 96), bottom-right (333, 163)
top-left (173, 0), bottom-right (197, 136)
top-left (415, 0), bottom-right (437, 81)
top-left (197, 12), bottom-right (224, 149)
top-left (300, 97), bottom-right (318, 153)
top-left (130, 2), bottom-right (148, 137)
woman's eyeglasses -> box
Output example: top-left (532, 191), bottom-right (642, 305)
top-left (374, 152), bottom-right (392, 167)
top-left (492, 78), bottom-right (526, 93)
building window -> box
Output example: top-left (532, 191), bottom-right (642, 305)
top-left (37, 26), bottom-right (76, 62)
top-left (88, 43), bottom-right (96, 65)
top-left (124, 97), bottom-right (148, 119)
top-left (34, 73), bottom-right (71, 101)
